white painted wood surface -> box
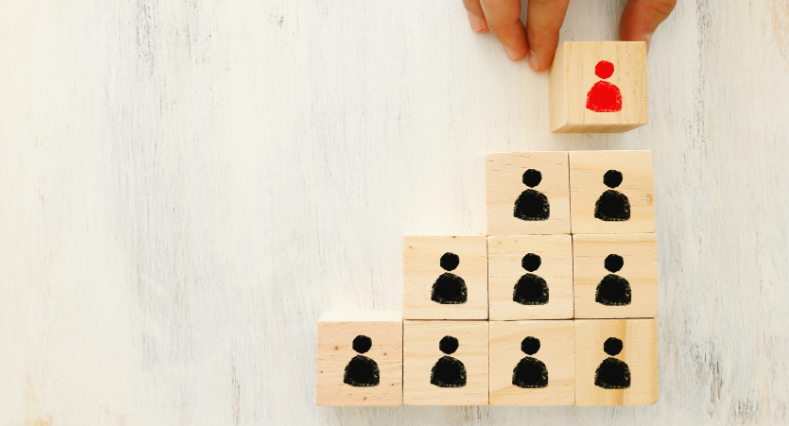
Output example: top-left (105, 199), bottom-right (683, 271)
top-left (2, 0), bottom-right (789, 424)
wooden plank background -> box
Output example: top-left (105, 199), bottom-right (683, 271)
top-left (2, 0), bottom-right (789, 424)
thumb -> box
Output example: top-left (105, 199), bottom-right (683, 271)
top-left (619, 0), bottom-right (677, 52)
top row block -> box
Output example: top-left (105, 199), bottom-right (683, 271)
top-left (486, 151), bottom-right (654, 235)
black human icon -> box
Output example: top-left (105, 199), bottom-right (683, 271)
top-left (431, 252), bottom-right (468, 304)
top-left (594, 170), bottom-right (631, 221)
top-left (595, 254), bottom-right (632, 306)
top-left (512, 336), bottom-right (549, 388)
top-left (594, 337), bottom-right (631, 389)
top-left (430, 336), bottom-right (467, 388)
top-left (513, 253), bottom-right (549, 305)
top-left (343, 335), bottom-right (380, 387)
top-left (514, 169), bottom-right (550, 221)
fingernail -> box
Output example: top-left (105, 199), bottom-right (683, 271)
top-left (643, 33), bottom-right (653, 54)
top-left (528, 50), bottom-right (541, 72)
top-left (503, 45), bottom-right (520, 61)
top-left (466, 12), bottom-right (486, 33)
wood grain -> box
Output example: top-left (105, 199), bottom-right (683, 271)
top-left (3, 0), bottom-right (789, 424)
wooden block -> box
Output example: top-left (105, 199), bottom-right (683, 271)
top-left (403, 236), bottom-right (488, 320)
top-left (569, 150), bottom-right (655, 234)
top-left (573, 234), bottom-right (658, 319)
top-left (575, 319), bottom-right (658, 406)
top-left (317, 311), bottom-right (403, 406)
top-left (403, 320), bottom-right (488, 405)
top-left (550, 41), bottom-right (648, 133)
top-left (486, 152), bottom-right (571, 236)
top-left (488, 235), bottom-right (573, 320)
top-left (489, 320), bottom-right (575, 406)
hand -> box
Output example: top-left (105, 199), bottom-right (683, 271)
top-left (462, 0), bottom-right (676, 71)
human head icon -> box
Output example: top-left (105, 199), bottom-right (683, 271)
top-left (521, 336), bottom-right (540, 355)
top-left (604, 254), bottom-right (624, 273)
top-left (439, 336), bottom-right (459, 354)
top-left (522, 169), bottom-right (542, 188)
top-left (521, 253), bottom-right (541, 272)
top-left (603, 170), bottom-right (623, 188)
top-left (595, 60), bottom-right (615, 79)
top-left (604, 337), bottom-right (623, 356)
top-left (352, 335), bottom-right (372, 354)
top-left (440, 252), bottom-right (460, 271)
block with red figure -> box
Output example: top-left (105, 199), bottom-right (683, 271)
top-left (549, 42), bottom-right (647, 133)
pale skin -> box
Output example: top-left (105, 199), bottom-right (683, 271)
top-left (462, 0), bottom-right (677, 71)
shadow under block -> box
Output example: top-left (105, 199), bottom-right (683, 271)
top-left (488, 235), bottom-right (573, 320)
top-left (549, 41), bottom-right (648, 133)
top-left (317, 311), bottom-right (403, 406)
top-left (486, 152), bottom-right (571, 235)
top-left (403, 236), bottom-right (488, 320)
top-left (575, 319), bottom-right (658, 406)
top-left (403, 321), bottom-right (489, 405)
top-left (569, 150), bottom-right (655, 234)
top-left (489, 320), bottom-right (575, 406)
top-left (573, 234), bottom-right (658, 319)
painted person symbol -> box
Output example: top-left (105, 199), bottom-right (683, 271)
top-left (512, 336), bottom-right (548, 388)
top-left (513, 253), bottom-right (549, 305)
top-left (594, 170), bottom-right (631, 221)
top-left (514, 169), bottom-right (550, 221)
top-left (430, 336), bottom-right (467, 388)
top-left (343, 335), bottom-right (380, 387)
top-left (431, 252), bottom-right (468, 304)
top-left (595, 254), bottom-right (632, 306)
top-left (586, 60), bottom-right (623, 113)
top-left (594, 337), bottom-right (631, 389)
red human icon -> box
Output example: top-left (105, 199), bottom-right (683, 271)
top-left (586, 60), bottom-right (622, 113)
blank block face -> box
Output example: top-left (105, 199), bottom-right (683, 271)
top-left (550, 41), bottom-right (648, 133)
top-left (403, 236), bottom-right (488, 320)
top-left (573, 234), bottom-right (658, 319)
top-left (575, 319), bottom-right (658, 406)
top-left (486, 152), bottom-right (571, 236)
top-left (569, 151), bottom-right (655, 234)
top-left (403, 321), bottom-right (488, 405)
top-left (317, 311), bottom-right (403, 406)
top-left (489, 321), bottom-right (575, 406)
top-left (488, 235), bottom-right (573, 320)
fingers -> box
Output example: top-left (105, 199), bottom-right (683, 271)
top-left (525, 0), bottom-right (571, 72)
top-left (462, 0), bottom-right (489, 33)
top-left (619, 0), bottom-right (677, 52)
top-left (480, 0), bottom-right (529, 61)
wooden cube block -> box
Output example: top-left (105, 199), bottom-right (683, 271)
top-left (403, 320), bottom-right (488, 405)
top-left (573, 233), bottom-right (657, 319)
top-left (575, 319), bottom-right (658, 406)
top-left (486, 152), bottom-right (571, 236)
top-left (489, 320), bottom-right (575, 406)
top-left (549, 41), bottom-right (648, 133)
top-left (569, 150), bottom-right (655, 234)
top-left (488, 235), bottom-right (573, 320)
top-left (403, 236), bottom-right (488, 320)
top-left (317, 311), bottom-right (403, 406)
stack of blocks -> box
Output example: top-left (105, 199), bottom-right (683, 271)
top-left (318, 150), bottom-right (658, 407)
top-left (317, 42), bottom-right (657, 407)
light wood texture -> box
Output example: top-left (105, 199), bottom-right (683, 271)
top-left (569, 150), bottom-right (655, 234)
top-left (488, 236), bottom-right (573, 320)
top-left (550, 42), bottom-right (648, 133)
top-left (317, 311), bottom-right (403, 406)
top-left (486, 152), bottom-right (571, 235)
top-left (489, 320), bottom-right (574, 406)
top-left (403, 321), bottom-right (488, 405)
top-left (573, 234), bottom-right (658, 319)
top-left (403, 236), bottom-right (488, 320)
top-left (575, 319), bottom-right (658, 406)
top-left (5, 0), bottom-right (789, 424)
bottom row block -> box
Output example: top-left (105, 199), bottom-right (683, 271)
top-left (317, 312), bottom-right (657, 407)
